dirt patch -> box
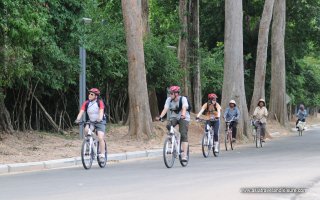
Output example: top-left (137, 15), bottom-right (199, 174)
top-left (1, 117), bottom-right (319, 164)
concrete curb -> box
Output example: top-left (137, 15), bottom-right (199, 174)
top-left (0, 149), bottom-right (162, 175)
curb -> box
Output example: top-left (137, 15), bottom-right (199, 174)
top-left (0, 149), bottom-right (162, 175)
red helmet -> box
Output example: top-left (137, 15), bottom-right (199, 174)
top-left (169, 86), bottom-right (180, 93)
top-left (89, 88), bottom-right (100, 95)
top-left (208, 93), bottom-right (218, 99)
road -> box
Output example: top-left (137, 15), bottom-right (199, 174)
top-left (1, 127), bottom-right (320, 200)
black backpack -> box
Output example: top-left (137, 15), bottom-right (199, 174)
top-left (177, 96), bottom-right (192, 113)
top-left (84, 98), bottom-right (108, 122)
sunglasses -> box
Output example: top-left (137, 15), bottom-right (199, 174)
top-left (169, 92), bottom-right (175, 95)
top-left (89, 93), bottom-right (95, 96)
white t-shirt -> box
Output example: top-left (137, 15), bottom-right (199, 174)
top-left (164, 96), bottom-right (190, 121)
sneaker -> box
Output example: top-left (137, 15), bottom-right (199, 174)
top-left (181, 155), bottom-right (188, 162)
top-left (99, 154), bottom-right (105, 162)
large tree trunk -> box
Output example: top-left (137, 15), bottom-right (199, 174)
top-left (222, 0), bottom-right (249, 138)
top-left (122, 0), bottom-right (153, 139)
top-left (141, 0), bottom-right (150, 38)
top-left (189, 0), bottom-right (201, 113)
top-left (269, 0), bottom-right (287, 126)
top-left (178, 0), bottom-right (189, 96)
top-left (250, 0), bottom-right (275, 114)
top-left (141, 0), bottom-right (159, 120)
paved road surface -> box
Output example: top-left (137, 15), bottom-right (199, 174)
top-left (1, 128), bottom-right (320, 200)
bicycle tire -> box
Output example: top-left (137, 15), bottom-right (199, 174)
top-left (81, 139), bottom-right (93, 170)
top-left (179, 144), bottom-right (189, 167)
top-left (163, 137), bottom-right (176, 168)
top-left (213, 139), bottom-right (220, 157)
top-left (201, 132), bottom-right (210, 158)
top-left (224, 130), bottom-right (228, 151)
top-left (97, 140), bottom-right (107, 168)
top-left (229, 130), bottom-right (234, 150)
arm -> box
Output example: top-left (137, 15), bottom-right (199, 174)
top-left (76, 110), bottom-right (85, 121)
top-left (181, 96), bottom-right (188, 119)
top-left (223, 108), bottom-right (229, 119)
top-left (196, 103), bottom-right (207, 118)
top-left (264, 107), bottom-right (268, 117)
top-left (235, 108), bottom-right (240, 121)
top-left (159, 98), bottom-right (170, 119)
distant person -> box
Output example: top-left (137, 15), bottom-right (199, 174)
top-left (75, 88), bottom-right (107, 162)
top-left (223, 100), bottom-right (240, 142)
top-left (253, 99), bottom-right (268, 142)
top-left (196, 93), bottom-right (221, 153)
top-left (156, 86), bottom-right (190, 161)
top-left (296, 104), bottom-right (307, 129)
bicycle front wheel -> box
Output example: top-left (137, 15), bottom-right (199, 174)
top-left (163, 137), bottom-right (176, 168)
top-left (201, 132), bottom-right (210, 158)
top-left (97, 140), bottom-right (107, 168)
top-left (229, 131), bottom-right (234, 150)
top-left (81, 139), bottom-right (93, 170)
top-left (224, 131), bottom-right (228, 151)
top-left (179, 144), bottom-right (189, 167)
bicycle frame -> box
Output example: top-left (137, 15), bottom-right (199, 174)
top-left (167, 124), bottom-right (180, 156)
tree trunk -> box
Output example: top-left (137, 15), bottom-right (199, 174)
top-left (0, 96), bottom-right (13, 133)
top-left (140, 0), bottom-right (159, 119)
top-left (178, 0), bottom-right (189, 96)
top-left (122, 0), bottom-right (153, 139)
top-left (141, 0), bottom-right (150, 38)
top-left (250, 0), bottom-right (275, 114)
top-left (189, 0), bottom-right (201, 113)
top-left (148, 87), bottom-right (159, 121)
top-left (269, 0), bottom-right (287, 126)
top-left (222, 0), bottom-right (249, 138)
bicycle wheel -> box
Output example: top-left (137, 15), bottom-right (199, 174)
top-left (97, 140), bottom-right (107, 168)
top-left (163, 137), bottom-right (176, 168)
top-left (260, 136), bottom-right (263, 148)
top-left (81, 139), bottom-right (93, 170)
top-left (179, 144), bottom-right (189, 167)
top-left (229, 130), bottom-right (234, 150)
top-left (224, 130), bottom-right (228, 151)
top-left (213, 139), bottom-right (220, 157)
top-left (201, 132), bottom-right (210, 158)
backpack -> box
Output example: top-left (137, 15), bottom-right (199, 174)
top-left (84, 98), bottom-right (108, 122)
top-left (176, 96), bottom-right (192, 113)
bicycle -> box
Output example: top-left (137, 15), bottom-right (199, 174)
top-left (197, 118), bottom-right (220, 157)
top-left (224, 116), bottom-right (235, 151)
top-left (297, 120), bottom-right (306, 136)
top-left (78, 121), bottom-right (107, 169)
top-left (252, 119), bottom-right (263, 148)
top-left (161, 119), bottom-right (189, 168)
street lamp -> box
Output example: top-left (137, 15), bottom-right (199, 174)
top-left (79, 17), bottom-right (92, 138)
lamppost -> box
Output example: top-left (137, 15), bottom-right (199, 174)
top-left (79, 17), bottom-right (92, 138)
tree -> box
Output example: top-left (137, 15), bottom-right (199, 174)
top-left (121, 0), bottom-right (153, 139)
top-left (222, 0), bottom-right (249, 138)
top-left (189, 0), bottom-right (201, 112)
top-left (178, 0), bottom-right (189, 96)
top-left (250, 0), bottom-right (275, 114)
top-left (269, 0), bottom-right (287, 125)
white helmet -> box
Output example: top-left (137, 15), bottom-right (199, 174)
top-left (229, 100), bottom-right (236, 105)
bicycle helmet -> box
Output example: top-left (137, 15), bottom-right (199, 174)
top-left (169, 86), bottom-right (180, 93)
top-left (208, 93), bottom-right (218, 99)
top-left (229, 100), bottom-right (236, 105)
top-left (89, 88), bottom-right (100, 95)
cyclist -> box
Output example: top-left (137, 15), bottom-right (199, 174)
top-left (223, 100), bottom-right (240, 142)
top-left (196, 93), bottom-right (221, 153)
top-left (253, 99), bottom-right (268, 142)
top-left (157, 86), bottom-right (190, 161)
top-left (296, 104), bottom-right (307, 130)
top-left (75, 88), bottom-right (107, 162)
